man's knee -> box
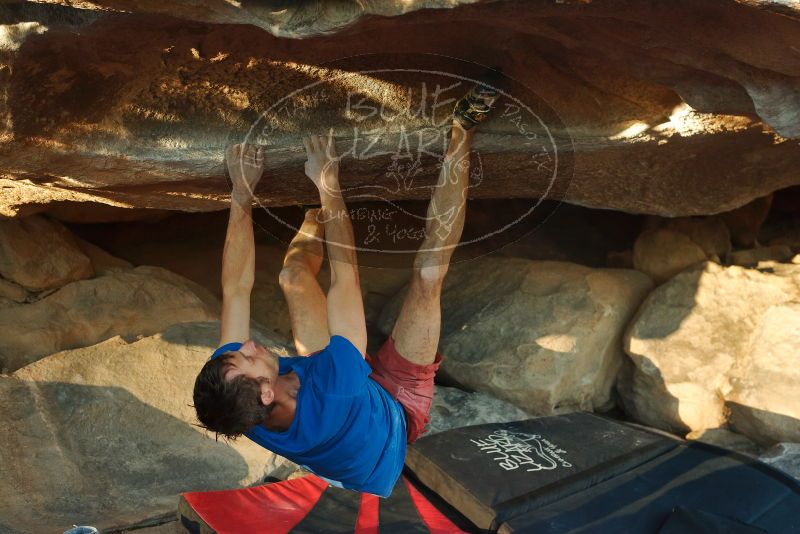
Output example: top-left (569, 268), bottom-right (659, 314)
top-left (412, 264), bottom-right (448, 298)
top-left (278, 264), bottom-right (312, 292)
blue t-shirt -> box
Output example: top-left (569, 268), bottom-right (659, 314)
top-left (245, 335), bottom-right (407, 497)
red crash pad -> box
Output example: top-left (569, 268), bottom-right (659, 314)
top-left (179, 474), bottom-right (469, 534)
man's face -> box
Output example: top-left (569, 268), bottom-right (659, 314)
top-left (219, 340), bottom-right (280, 404)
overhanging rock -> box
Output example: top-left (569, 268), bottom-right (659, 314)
top-left (1, 1), bottom-right (799, 219)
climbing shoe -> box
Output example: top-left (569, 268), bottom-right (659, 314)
top-left (453, 70), bottom-right (502, 130)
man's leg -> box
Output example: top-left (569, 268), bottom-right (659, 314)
top-left (390, 119), bottom-right (473, 365)
top-left (278, 209), bottom-right (330, 355)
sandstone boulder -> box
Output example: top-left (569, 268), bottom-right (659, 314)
top-left (379, 258), bottom-right (653, 414)
top-left (425, 385), bottom-right (531, 437)
top-left (76, 237), bottom-right (134, 275)
top-left (721, 193), bottom-right (773, 248)
top-left (766, 233), bottom-right (800, 256)
top-left (727, 244), bottom-right (794, 267)
top-left (633, 216), bottom-right (731, 283)
top-left (1, 322), bottom-right (288, 533)
top-left (82, 227), bottom-right (280, 334)
top-left (727, 301), bottom-right (800, 445)
top-left (633, 229), bottom-right (709, 284)
top-left (0, 215), bottom-right (93, 291)
top-left (661, 217), bottom-right (732, 260)
top-left (0, 266), bottom-right (220, 372)
top-left (622, 262), bottom-right (800, 445)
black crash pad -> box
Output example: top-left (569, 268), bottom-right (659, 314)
top-left (407, 413), bottom-right (800, 533)
top-left (405, 412), bottom-right (677, 530)
top-left (657, 506), bottom-right (767, 534)
top-left (496, 441), bottom-right (800, 533)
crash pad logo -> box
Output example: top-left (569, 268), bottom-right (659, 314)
top-left (240, 53), bottom-right (573, 267)
top-left (470, 429), bottom-right (573, 472)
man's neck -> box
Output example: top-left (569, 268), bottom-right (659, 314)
top-left (261, 372), bottom-right (300, 431)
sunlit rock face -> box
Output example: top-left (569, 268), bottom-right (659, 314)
top-left (1, 321), bottom-right (288, 532)
top-left (378, 257), bottom-right (654, 415)
top-left (621, 261), bottom-right (800, 444)
top-left (1, 0), bottom-right (799, 219)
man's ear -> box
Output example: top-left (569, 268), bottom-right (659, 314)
top-left (259, 381), bottom-right (275, 406)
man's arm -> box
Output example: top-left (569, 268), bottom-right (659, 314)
top-left (219, 143), bottom-right (265, 345)
top-left (303, 133), bottom-right (368, 356)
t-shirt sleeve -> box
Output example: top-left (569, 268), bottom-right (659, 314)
top-left (309, 335), bottom-right (371, 395)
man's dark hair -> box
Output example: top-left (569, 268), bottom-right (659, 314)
top-left (193, 354), bottom-right (273, 439)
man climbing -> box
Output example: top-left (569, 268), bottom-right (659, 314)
top-left (193, 80), bottom-right (499, 497)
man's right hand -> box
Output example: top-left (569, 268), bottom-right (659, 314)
top-left (226, 143), bottom-right (265, 201)
top-left (303, 132), bottom-right (339, 196)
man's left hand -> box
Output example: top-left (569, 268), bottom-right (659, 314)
top-left (226, 143), bottom-right (265, 200)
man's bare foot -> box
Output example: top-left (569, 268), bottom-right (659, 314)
top-left (283, 209), bottom-right (325, 276)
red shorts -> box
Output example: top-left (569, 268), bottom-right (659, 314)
top-left (366, 336), bottom-right (442, 444)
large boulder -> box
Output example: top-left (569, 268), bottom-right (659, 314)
top-left (0, 215), bottom-right (93, 291)
top-left (727, 301), bottom-right (800, 444)
top-left (425, 385), bottom-right (530, 437)
top-left (726, 244), bottom-right (795, 267)
top-left (81, 227), bottom-right (293, 337)
top-left (75, 236), bottom-right (134, 275)
top-left (633, 229), bottom-right (710, 284)
top-left (0, 265), bottom-right (220, 372)
top-left (621, 262), bottom-right (800, 445)
top-left (633, 216), bottom-right (731, 284)
top-left (721, 194), bottom-right (773, 248)
top-left (0, 321), bottom-right (288, 533)
top-left (378, 258), bottom-right (654, 414)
